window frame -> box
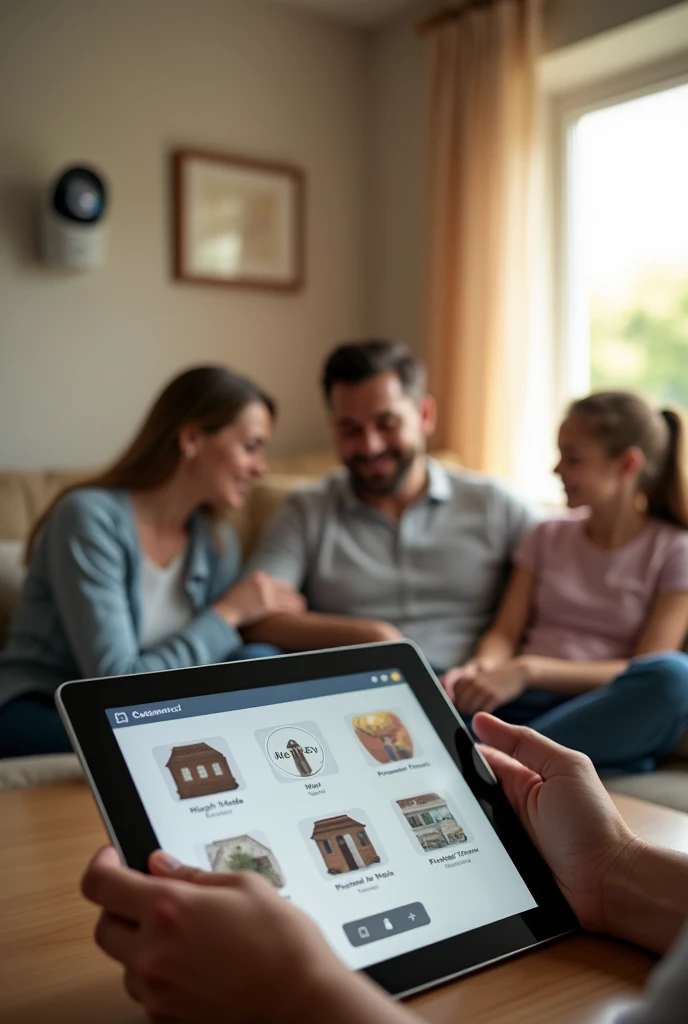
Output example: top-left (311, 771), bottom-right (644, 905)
top-left (543, 38), bottom-right (688, 422)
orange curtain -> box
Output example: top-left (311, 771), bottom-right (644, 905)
top-left (424, 0), bottom-right (541, 479)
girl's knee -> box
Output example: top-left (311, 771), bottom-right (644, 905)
top-left (622, 652), bottom-right (688, 705)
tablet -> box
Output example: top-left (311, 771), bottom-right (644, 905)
top-left (57, 640), bottom-right (576, 998)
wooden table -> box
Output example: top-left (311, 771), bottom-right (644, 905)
top-left (1, 785), bottom-right (688, 1024)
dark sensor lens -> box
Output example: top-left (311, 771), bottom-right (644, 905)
top-left (53, 167), bottom-right (107, 223)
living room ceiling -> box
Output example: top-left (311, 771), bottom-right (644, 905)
top-left (269, 0), bottom-right (417, 28)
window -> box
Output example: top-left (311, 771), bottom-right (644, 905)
top-left (196, 764), bottom-right (209, 779)
top-left (322, 839), bottom-right (332, 855)
top-left (180, 767), bottom-right (192, 782)
top-left (211, 762), bottom-right (223, 776)
top-left (539, 5), bottom-right (688, 497)
top-left (567, 83), bottom-right (688, 408)
top-left (421, 812), bottom-right (434, 826)
top-left (407, 814), bottom-right (423, 828)
top-left (356, 831), bottom-right (370, 847)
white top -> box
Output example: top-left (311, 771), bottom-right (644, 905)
top-left (139, 553), bottom-right (194, 648)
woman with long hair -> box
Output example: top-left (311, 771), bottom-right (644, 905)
top-left (0, 366), bottom-right (304, 757)
top-left (444, 391), bottom-right (688, 774)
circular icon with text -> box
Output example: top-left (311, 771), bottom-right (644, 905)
top-left (265, 726), bottom-right (325, 779)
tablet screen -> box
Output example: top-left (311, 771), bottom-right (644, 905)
top-left (106, 668), bottom-right (537, 970)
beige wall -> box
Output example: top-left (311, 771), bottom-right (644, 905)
top-left (2, 0), bottom-right (681, 470)
top-left (542, 0), bottom-right (682, 51)
top-left (0, 0), bottom-right (366, 468)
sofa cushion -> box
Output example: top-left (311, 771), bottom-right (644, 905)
top-left (235, 474), bottom-right (313, 556)
top-left (605, 758), bottom-right (688, 814)
top-left (0, 752), bottom-right (83, 792)
top-left (0, 469), bottom-right (89, 541)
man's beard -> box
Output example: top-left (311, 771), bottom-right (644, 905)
top-left (346, 447), bottom-right (418, 497)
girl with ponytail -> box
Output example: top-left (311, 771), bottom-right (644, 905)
top-left (444, 391), bottom-right (688, 775)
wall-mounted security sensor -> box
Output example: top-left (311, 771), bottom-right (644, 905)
top-left (41, 165), bottom-right (108, 270)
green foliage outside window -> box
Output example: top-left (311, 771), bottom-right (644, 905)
top-left (590, 276), bottom-right (688, 410)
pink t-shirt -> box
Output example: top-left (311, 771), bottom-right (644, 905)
top-left (514, 516), bottom-right (688, 661)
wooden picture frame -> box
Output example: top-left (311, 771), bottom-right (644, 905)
top-left (172, 148), bottom-right (305, 291)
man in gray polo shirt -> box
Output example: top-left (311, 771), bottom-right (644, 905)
top-left (244, 340), bottom-right (538, 672)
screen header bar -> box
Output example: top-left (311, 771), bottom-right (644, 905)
top-left (106, 669), bottom-right (406, 729)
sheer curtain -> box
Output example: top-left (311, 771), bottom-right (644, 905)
top-left (423, 0), bottom-right (549, 489)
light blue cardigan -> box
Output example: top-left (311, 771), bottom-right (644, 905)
top-left (0, 488), bottom-right (243, 708)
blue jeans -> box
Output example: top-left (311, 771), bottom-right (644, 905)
top-left (0, 644), bottom-right (280, 759)
top-left (488, 653), bottom-right (688, 775)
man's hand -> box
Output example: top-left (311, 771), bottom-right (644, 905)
top-left (82, 848), bottom-right (347, 1024)
top-left (473, 713), bottom-right (639, 934)
top-left (242, 612), bottom-right (402, 652)
top-left (214, 571), bottom-right (306, 628)
top-left (444, 659), bottom-right (527, 714)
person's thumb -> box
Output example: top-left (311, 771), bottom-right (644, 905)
top-left (149, 850), bottom-right (201, 879)
top-left (473, 712), bottom-right (578, 781)
top-left (477, 745), bottom-right (541, 845)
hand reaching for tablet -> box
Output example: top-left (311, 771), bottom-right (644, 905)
top-left (473, 713), bottom-right (640, 934)
top-left (82, 848), bottom-right (411, 1024)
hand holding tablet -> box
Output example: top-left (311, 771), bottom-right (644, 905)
top-left (81, 708), bottom-right (646, 1024)
top-left (59, 641), bottom-right (577, 998)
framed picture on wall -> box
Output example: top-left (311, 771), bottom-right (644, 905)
top-left (172, 149), bottom-right (305, 291)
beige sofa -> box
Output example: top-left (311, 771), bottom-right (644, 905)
top-left (1, 458), bottom-right (687, 809)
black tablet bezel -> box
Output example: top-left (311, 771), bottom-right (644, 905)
top-left (57, 640), bottom-right (577, 998)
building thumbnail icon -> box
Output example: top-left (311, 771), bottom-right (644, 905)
top-left (165, 742), bottom-right (238, 799)
top-left (311, 815), bottom-right (380, 874)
